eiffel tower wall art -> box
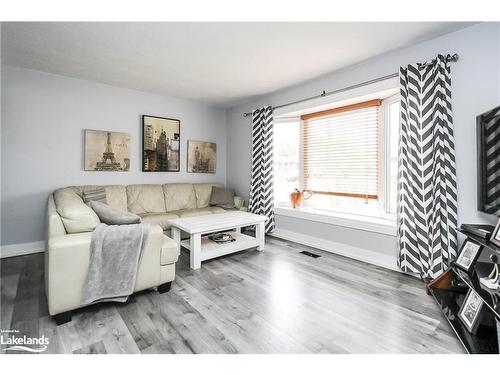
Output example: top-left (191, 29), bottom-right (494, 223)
top-left (84, 129), bottom-right (131, 171)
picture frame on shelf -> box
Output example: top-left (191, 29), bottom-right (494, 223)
top-left (458, 289), bottom-right (484, 334)
top-left (454, 239), bottom-right (483, 272)
top-left (142, 115), bottom-right (180, 172)
top-left (489, 217), bottom-right (500, 248)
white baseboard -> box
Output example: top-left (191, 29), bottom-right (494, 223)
top-left (269, 228), bottom-right (401, 273)
top-left (1, 233), bottom-right (401, 272)
top-left (0, 241), bottom-right (45, 259)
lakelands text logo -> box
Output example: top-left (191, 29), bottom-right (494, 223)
top-left (1, 329), bottom-right (49, 353)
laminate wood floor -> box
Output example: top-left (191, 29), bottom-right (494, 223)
top-left (0, 236), bottom-right (464, 354)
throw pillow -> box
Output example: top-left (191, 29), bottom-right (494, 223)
top-left (82, 188), bottom-right (107, 206)
top-left (90, 201), bottom-right (141, 225)
top-left (209, 187), bottom-right (235, 208)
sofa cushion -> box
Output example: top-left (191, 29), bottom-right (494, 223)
top-left (74, 185), bottom-right (128, 213)
top-left (103, 186), bottom-right (128, 213)
top-left (139, 212), bottom-right (179, 230)
top-left (170, 208), bottom-right (214, 218)
top-left (90, 201), bottom-right (142, 225)
top-left (163, 183), bottom-right (197, 211)
top-left (193, 183), bottom-right (224, 208)
top-left (210, 186), bottom-right (235, 208)
top-left (82, 188), bottom-right (107, 206)
top-left (207, 206), bottom-right (226, 214)
top-left (54, 188), bottom-right (100, 233)
top-left (127, 184), bottom-right (166, 214)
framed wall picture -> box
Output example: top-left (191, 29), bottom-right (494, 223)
top-left (142, 115), bottom-right (180, 172)
top-left (455, 239), bottom-right (482, 272)
top-left (489, 217), bottom-right (500, 247)
top-left (84, 129), bottom-right (130, 171)
top-left (187, 140), bottom-right (216, 173)
top-left (458, 289), bottom-right (484, 334)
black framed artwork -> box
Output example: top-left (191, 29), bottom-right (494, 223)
top-left (454, 239), bottom-right (483, 272)
top-left (142, 115), bottom-right (180, 172)
top-left (458, 289), bottom-right (484, 334)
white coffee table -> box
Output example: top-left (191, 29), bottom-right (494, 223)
top-left (168, 211), bottom-right (268, 270)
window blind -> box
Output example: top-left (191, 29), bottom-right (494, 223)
top-left (301, 99), bottom-right (381, 199)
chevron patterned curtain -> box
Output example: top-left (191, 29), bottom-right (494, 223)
top-left (248, 106), bottom-right (275, 233)
top-left (397, 54), bottom-right (458, 279)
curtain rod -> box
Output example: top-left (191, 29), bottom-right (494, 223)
top-left (243, 53), bottom-right (459, 117)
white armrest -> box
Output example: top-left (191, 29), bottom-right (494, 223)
top-left (47, 194), bottom-right (66, 238)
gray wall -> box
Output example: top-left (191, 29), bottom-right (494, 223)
top-left (1, 65), bottom-right (227, 245)
top-left (226, 23), bottom-right (500, 258)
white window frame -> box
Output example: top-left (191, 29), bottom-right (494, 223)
top-left (273, 117), bottom-right (301, 206)
top-left (378, 93), bottom-right (400, 221)
top-left (273, 92), bottom-right (400, 236)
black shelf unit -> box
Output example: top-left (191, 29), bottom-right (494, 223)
top-left (427, 230), bottom-right (500, 354)
top-left (430, 288), bottom-right (498, 353)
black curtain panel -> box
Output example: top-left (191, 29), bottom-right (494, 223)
top-left (248, 106), bottom-right (275, 233)
top-left (397, 54), bottom-right (458, 279)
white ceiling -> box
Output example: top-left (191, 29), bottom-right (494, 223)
top-left (1, 22), bottom-right (474, 107)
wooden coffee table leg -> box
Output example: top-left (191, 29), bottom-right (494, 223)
top-left (256, 222), bottom-right (265, 251)
top-left (190, 233), bottom-right (201, 270)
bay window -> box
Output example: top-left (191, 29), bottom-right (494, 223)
top-left (273, 93), bottom-right (400, 222)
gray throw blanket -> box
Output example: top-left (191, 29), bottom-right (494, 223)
top-left (82, 223), bottom-right (150, 305)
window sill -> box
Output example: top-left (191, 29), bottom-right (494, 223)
top-left (274, 206), bottom-right (397, 236)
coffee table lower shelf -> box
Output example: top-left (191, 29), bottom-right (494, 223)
top-left (180, 231), bottom-right (263, 268)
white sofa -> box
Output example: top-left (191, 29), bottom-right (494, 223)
top-left (46, 182), bottom-right (244, 324)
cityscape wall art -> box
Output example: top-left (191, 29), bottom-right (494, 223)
top-left (142, 115), bottom-right (180, 172)
top-left (187, 140), bottom-right (216, 173)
